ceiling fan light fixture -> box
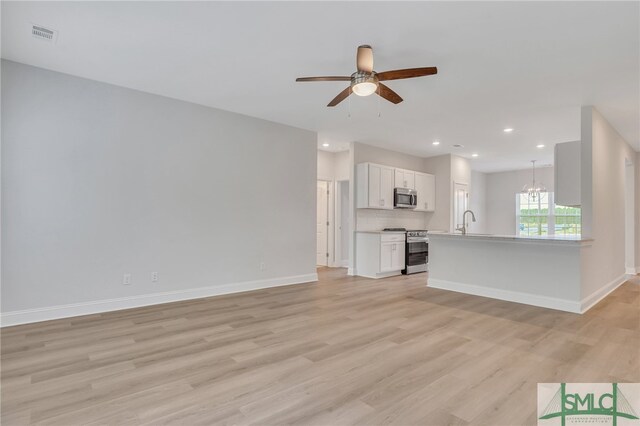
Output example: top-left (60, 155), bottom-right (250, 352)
top-left (351, 73), bottom-right (378, 97)
top-left (352, 82), bottom-right (378, 96)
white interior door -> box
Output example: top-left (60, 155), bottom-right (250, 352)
top-left (317, 181), bottom-right (329, 266)
top-left (453, 182), bottom-right (469, 232)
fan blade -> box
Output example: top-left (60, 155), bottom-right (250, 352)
top-left (356, 45), bottom-right (373, 73)
top-left (327, 86), bottom-right (352, 107)
top-left (377, 83), bottom-right (403, 104)
top-left (377, 67), bottom-right (438, 81)
top-left (296, 76), bottom-right (351, 82)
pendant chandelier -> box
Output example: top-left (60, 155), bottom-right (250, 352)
top-left (522, 160), bottom-right (546, 201)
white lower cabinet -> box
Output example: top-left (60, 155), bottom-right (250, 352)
top-left (356, 232), bottom-right (406, 278)
top-left (380, 241), bottom-right (405, 272)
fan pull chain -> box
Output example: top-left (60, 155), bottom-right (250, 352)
top-left (377, 85), bottom-right (381, 118)
top-left (347, 92), bottom-right (351, 119)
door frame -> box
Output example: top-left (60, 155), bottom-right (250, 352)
top-left (335, 179), bottom-right (350, 268)
top-left (624, 157), bottom-right (636, 274)
top-left (452, 181), bottom-right (469, 233)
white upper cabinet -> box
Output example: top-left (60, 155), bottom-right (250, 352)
top-left (357, 163), bottom-right (395, 209)
top-left (394, 169), bottom-right (415, 189)
top-left (554, 141), bottom-right (581, 206)
top-left (357, 163), bottom-right (435, 211)
top-left (414, 172), bottom-right (436, 212)
top-left (380, 166), bottom-right (395, 208)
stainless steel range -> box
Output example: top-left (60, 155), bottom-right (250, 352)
top-left (403, 230), bottom-right (428, 274)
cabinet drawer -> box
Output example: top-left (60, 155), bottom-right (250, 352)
top-left (380, 234), bottom-right (405, 243)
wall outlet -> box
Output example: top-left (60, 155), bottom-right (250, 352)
top-left (123, 273), bottom-right (132, 286)
top-left (151, 272), bottom-right (159, 283)
top-left (259, 262), bottom-right (266, 271)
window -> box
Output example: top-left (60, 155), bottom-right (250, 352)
top-left (517, 192), bottom-right (550, 236)
top-left (554, 204), bottom-right (581, 236)
top-left (516, 192), bottom-right (581, 237)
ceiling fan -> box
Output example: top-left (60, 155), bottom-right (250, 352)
top-left (296, 45), bottom-right (437, 107)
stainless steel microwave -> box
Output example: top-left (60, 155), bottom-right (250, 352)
top-left (394, 187), bottom-right (417, 209)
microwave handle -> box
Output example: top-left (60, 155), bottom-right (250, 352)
top-left (412, 194), bottom-right (417, 206)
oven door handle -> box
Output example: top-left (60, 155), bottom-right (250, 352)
top-left (407, 238), bottom-right (429, 243)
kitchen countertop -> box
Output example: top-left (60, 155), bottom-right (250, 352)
top-left (427, 231), bottom-right (593, 245)
top-left (355, 230), bottom-right (407, 234)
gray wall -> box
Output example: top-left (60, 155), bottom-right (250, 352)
top-left (468, 170), bottom-right (487, 234)
top-left (317, 150), bottom-right (335, 181)
top-left (354, 142), bottom-right (425, 171)
top-left (423, 154), bottom-right (452, 232)
top-left (580, 106), bottom-right (637, 299)
top-left (485, 167), bottom-right (555, 235)
top-left (1, 60), bottom-right (317, 315)
top-left (317, 150), bottom-right (349, 182)
top-left (637, 151), bottom-right (640, 270)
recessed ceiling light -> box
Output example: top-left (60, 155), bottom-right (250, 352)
top-left (432, 141), bottom-right (440, 146)
top-left (503, 128), bottom-right (514, 133)
top-left (472, 153), bottom-right (479, 157)
top-left (322, 143), bottom-right (330, 147)
top-left (536, 144), bottom-right (545, 149)
top-left (453, 144), bottom-right (464, 148)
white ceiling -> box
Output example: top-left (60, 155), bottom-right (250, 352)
top-left (2, 1), bottom-right (638, 172)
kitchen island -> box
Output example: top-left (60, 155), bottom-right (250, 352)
top-left (427, 232), bottom-right (595, 313)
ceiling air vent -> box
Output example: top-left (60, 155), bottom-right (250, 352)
top-left (31, 24), bottom-right (57, 43)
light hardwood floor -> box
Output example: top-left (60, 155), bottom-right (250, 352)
top-left (2, 269), bottom-right (639, 425)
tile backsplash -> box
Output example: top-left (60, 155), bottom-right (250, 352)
top-left (357, 209), bottom-right (428, 231)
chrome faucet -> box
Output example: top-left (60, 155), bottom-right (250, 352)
top-left (456, 210), bottom-right (477, 235)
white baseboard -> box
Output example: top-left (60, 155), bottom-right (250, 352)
top-left (625, 266), bottom-right (639, 275)
top-left (1, 273), bottom-right (318, 328)
top-left (348, 268), bottom-right (356, 276)
top-left (428, 279), bottom-right (581, 313)
top-left (580, 273), bottom-right (628, 313)
top-left (357, 271), bottom-right (403, 280)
